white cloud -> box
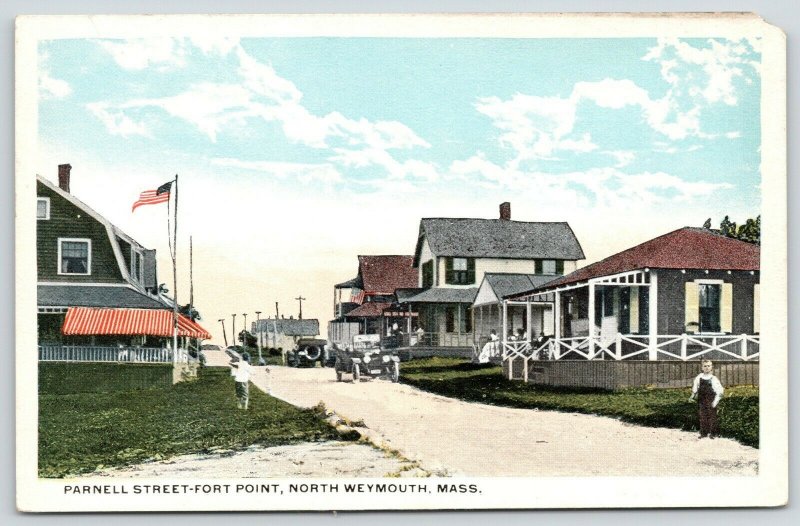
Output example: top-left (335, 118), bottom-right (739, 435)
top-left (211, 158), bottom-right (342, 184)
top-left (86, 102), bottom-right (150, 137)
top-left (97, 38), bottom-right (186, 70)
top-left (607, 150), bottom-right (635, 168)
top-left (87, 44), bottom-right (430, 182)
top-left (39, 70), bottom-right (72, 99)
top-left (643, 37), bottom-right (759, 106)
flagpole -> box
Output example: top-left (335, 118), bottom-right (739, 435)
top-left (172, 174), bottom-right (179, 363)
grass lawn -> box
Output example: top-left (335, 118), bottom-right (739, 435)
top-left (400, 357), bottom-right (758, 448)
top-left (39, 366), bottom-right (339, 478)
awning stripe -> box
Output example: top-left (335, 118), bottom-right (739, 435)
top-left (62, 307), bottom-right (211, 339)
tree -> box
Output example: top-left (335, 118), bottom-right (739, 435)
top-left (179, 304), bottom-right (201, 321)
top-left (237, 330), bottom-right (257, 348)
top-left (702, 215), bottom-right (760, 245)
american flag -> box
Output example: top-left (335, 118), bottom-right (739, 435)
top-left (132, 180), bottom-right (173, 212)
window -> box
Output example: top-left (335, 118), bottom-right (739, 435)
top-left (130, 248), bottom-right (143, 283)
top-left (445, 305), bottom-right (472, 333)
top-left (37, 197), bottom-right (50, 220)
top-left (698, 283), bottom-right (721, 333)
top-left (58, 238), bottom-right (91, 275)
top-left (445, 257), bottom-right (475, 285)
top-left (536, 259), bottom-right (564, 275)
top-left (422, 260), bottom-right (434, 288)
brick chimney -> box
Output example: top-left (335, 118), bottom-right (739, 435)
top-left (499, 201), bottom-right (511, 220)
top-left (58, 164), bottom-right (72, 193)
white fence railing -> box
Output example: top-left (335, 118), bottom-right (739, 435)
top-left (38, 345), bottom-right (195, 364)
top-left (503, 333), bottom-right (760, 364)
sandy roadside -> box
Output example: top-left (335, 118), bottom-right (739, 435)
top-left (254, 365), bottom-right (758, 477)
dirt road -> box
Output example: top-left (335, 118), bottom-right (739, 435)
top-left (253, 365), bottom-right (758, 477)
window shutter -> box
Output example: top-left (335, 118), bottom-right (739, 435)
top-left (535, 259), bottom-right (543, 274)
top-left (629, 287), bottom-right (639, 333)
top-left (467, 258), bottom-right (476, 284)
top-left (684, 282), bottom-right (699, 332)
top-left (753, 284), bottom-right (760, 333)
top-left (721, 283), bottom-right (733, 333)
top-left (444, 257), bottom-right (453, 284)
top-left (556, 260), bottom-right (564, 274)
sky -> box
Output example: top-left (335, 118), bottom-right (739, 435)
top-left (35, 35), bottom-right (762, 343)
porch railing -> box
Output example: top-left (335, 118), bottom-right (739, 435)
top-left (385, 333), bottom-right (474, 349)
top-left (38, 345), bottom-right (196, 364)
top-left (509, 333), bottom-right (759, 362)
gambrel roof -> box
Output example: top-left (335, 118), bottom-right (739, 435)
top-left (413, 218), bottom-right (585, 266)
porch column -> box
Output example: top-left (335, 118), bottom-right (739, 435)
top-left (502, 300), bottom-right (508, 342)
top-left (648, 271), bottom-right (659, 360)
top-left (588, 282), bottom-right (596, 359)
top-left (407, 304), bottom-right (412, 334)
top-left (554, 291), bottom-right (561, 340)
top-left (526, 299), bottom-right (532, 343)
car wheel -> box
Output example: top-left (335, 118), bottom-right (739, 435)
top-left (391, 361), bottom-right (400, 383)
top-left (352, 364), bottom-right (360, 382)
top-left (304, 345), bottom-right (321, 361)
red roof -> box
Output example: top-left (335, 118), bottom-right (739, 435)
top-left (343, 302), bottom-right (392, 318)
top-left (537, 227), bottom-right (760, 290)
top-left (358, 255), bottom-right (417, 295)
top-left (62, 307), bottom-right (212, 339)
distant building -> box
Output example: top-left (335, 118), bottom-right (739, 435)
top-left (253, 318), bottom-right (320, 350)
top-left (329, 255), bottom-right (418, 346)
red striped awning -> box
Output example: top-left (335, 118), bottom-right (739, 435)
top-left (62, 307), bottom-right (211, 339)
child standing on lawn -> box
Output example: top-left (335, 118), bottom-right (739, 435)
top-left (689, 359), bottom-right (724, 438)
top-left (230, 352), bottom-right (252, 410)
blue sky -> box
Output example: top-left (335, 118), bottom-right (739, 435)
top-left (36, 35), bottom-right (762, 338)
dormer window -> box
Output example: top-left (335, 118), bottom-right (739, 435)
top-left (58, 238), bottom-right (91, 275)
top-left (37, 197), bottom-right (50, 220)
top-left (130, 248), bottom-right (143, 283)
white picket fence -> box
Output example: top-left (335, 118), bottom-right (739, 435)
top-left (38, 345), bottom-right (194, 363)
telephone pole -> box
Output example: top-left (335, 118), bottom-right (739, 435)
top-left (295, 295), bottom-right (306, 319)
top-left (231, 314), bottom-right (237, 348)
top-left (218, 319), bottom-right (228, 347)
top-left (255, 311), bottom-right (262, 363)
top-left (242, 313), bottom-right (248, 355)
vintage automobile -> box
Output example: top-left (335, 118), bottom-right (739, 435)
top-left (287, 338), bottom-right (335, 368)
top-left (334, 334), bottom-right (400, 383)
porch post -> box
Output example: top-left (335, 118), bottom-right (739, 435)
top-left (588, 282), bottom-right (596, 359)
top-left (526, 299), bottom-right (532, 343)
top-left (502, 300), bottom-right (508, 342)
top-left (648, 271), bottom-right (659, 360)
top-left (554, 291), bottom-right (561, 340)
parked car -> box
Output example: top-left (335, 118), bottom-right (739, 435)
top-left (287, 338), bottom-right (334, 368)
top-left (334, 334), bottom-right (400, 382)
top-left (200, 343), bottom-right (223, 352)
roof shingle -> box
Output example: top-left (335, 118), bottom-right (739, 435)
top-left (415, 218), bottom-right (584, 264)
top-left (530, 227), bottom-right (760, 292)
top-left (357, 255), bottom-right (417, 294)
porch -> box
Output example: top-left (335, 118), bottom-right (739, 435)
top-left (38, 345), bottom-right (197, 364)
top-left (498, 269), bottom-right (760, 378)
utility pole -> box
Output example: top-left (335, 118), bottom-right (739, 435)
top-left (231, 314), bottom-right (237, 349)
top-left (218, 319), bottom-right (228, 348)
top-left (242, 313), bottom-right (248, 356)
top-left (275, 301), bottom-right (281, 363)
top-left (295, 295), bottom-right (306, 319)
top-left (255, 311), bottom-right (262, 363)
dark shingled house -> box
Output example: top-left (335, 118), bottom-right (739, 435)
top-left (507, 227), bottom-right (760, 363)
top-left (36, 166), bottom-right (209, 354)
